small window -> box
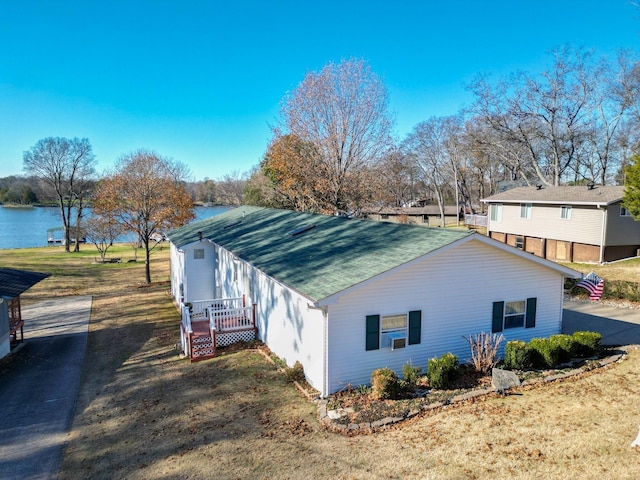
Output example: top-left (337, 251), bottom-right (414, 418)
top-left (520, 203), bottom-right (532, 219)
top-left (515, 237), bottom-right (524, 249)
top-left (366, 311), bottom-right (421, 351)
top-left (621, 206), bottom-right (632, 217)
top-left (193, 249), bottom-right (205, 259)
top-left (492, 298), bottom-right (536, 333)
top-left (560, 205), bottom-right (572, 220)
top-left (381, 214), bottom-right (389, 220)
top-left (490, 204), bottom-right (503, 222)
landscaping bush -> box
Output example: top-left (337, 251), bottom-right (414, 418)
top-left (549, 334), bottom-right (576, 364)
top-left (402, 362), bottom-right (422, 386)
top-left (528, 337), bottom-right (561, 368)
top-left (464, 332), bottom-right (504, 373)
top-left (283, 360), bottom-right (306, 383)
top-left (572, 331), bottom-right (602, 357)
top-left (503, 340), bottom-right (531, 369)
top-left (371, 368), bottom-right (401, 400)
top-left (427, 353), bottom-right (459, 389)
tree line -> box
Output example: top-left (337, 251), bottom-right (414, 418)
top-left (14, 45), bottom-right (640, 281)
top-left (246, 48), bottom-right (640, 223)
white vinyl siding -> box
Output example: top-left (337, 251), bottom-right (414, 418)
top-left (325, 238), bottom-right (564, 394)
top-left (489, 203), bottom-right (603, 245)
top-left (171, 242), bottom-right (216, 304)
top-left (215, 245), bottom-right (326, 393)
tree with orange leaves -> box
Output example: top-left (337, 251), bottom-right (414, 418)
top-left (93, 150), bottom-right (194, 283)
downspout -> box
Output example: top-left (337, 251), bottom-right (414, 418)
top-left (323, 307), bottom-right (329, 398)
top-left (599, 205), bottom-right (607, 264)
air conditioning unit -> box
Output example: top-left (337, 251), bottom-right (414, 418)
top-left (390, 336), bottom-right (407, 350)
top-left (383, 332), bottom-right (407, 350)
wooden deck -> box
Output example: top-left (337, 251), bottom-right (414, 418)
top-left (180, 297), bottom-right (257, 362)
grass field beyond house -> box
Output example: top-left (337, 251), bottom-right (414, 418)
top-left (2, 245), bottom-right (640, 479)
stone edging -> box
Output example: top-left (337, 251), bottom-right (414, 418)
top-left (318, 345), bottom-right (638, 435)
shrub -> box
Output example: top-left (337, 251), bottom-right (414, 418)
top-left (402, 362), bottom-right (422, 386)
top-left (284, 361), bottom-right (305, 383)
top-left (549, 334), bottom-right (576, 364)
top-left (464, 332), bottom-right (504, 373)
top-left (572, 331), bottom-right (602, 357)
top-left (427, 353), bottom-right (459, 389)
top-left (503, 340), bottom-right (531, 369)
top-left (371, 368), bottom-right (401, 400)
top-left (528, 338), bottom-right (561, 368)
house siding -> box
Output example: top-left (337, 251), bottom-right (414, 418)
top-left (215, 245), bottom-right (327, 393)
top-left (490, 203), bottom-right (603, 245)
top-left (169, 243), bottom-right (185, 303)
top-left (605, 203), bottom-right (640, 246)
top-left (325, 238), bottom-right (564, 394)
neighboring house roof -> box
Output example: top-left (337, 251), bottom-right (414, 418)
top-left (363, 206), bottom-right (461, 216)
top-left (0, 268), bottom-right (50, 298)
top-left (481, 185), bottom-right (625, 206)
top-left (168, 206), bottom-right (579, 303)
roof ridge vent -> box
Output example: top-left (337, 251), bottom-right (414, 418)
top-left (536, 184), bottom-right (543, 190)
top-left (587, 182), bottom-right (596, 190)
top-left (288, 224), bottom-right (316, 237)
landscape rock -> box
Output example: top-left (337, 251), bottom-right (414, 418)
top-left (492, 368), bottom-right (521, 391)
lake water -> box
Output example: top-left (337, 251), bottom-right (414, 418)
top-left (0, 205), bottom-right (232, 250)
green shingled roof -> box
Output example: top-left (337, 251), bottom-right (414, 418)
top-left (168, 206), bottom-right (473, 302)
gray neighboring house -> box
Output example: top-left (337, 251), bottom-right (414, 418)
top-left (482, 185), bottom-right (640, 263)
top-left (363, 206), bottom-right (463, 227)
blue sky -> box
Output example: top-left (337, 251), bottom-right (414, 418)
top-left (1, 1), bottom-right (639, 181)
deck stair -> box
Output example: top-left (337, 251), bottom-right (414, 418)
top-left (189, 320), bottom-right (216, 362)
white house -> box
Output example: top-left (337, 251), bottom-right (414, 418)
top-left (168, 206), bottom-right (580, 397)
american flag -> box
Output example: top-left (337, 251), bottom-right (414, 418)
top-left (576, 271), bottom-right (605, 301)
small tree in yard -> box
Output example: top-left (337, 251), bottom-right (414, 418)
top-left (84, 215), bottom-right (123, 262)
top-left (464, 332), bottom-right (505, 373)
top-left (93, 150), bottom-right (194, 283)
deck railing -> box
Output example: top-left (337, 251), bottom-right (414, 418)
top-left (180, 306), bottom-right (193, 357)
top-left (464, 213), bottom-right (488, 227)
top-left (209, 305), bottom-right (255, 331)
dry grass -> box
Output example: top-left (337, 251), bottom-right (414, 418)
top-left (3, 245), bottom-right (640, 479)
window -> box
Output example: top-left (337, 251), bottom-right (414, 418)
top-left (365, 311), bottom-right (421, 351)
top-left (520, 203), bottom-right (532, 219)
top-left (621, 206), bottom-right (632, 217)
top-left (490, 204), bottom-right (503, 222)
top-left (381, 214), bottom-right (389, 220)
top-left (193, 248), bottom-right (205, 259)
top-left (515, 237), bottom-right (524, 249)
top-left (560, 205), bottom-right (572, 220)
top-left (491, 298), bottom-right (537, 333)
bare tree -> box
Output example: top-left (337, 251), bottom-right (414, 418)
top-left (23, 137), bottom-right (97, 252)
top-left (93, 150), bottom-right (194, 283)
top-left (278, 58), bottom-right (393, 214)
top-left (403, 116), bottom-right (461, 227)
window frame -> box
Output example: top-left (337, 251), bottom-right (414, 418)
top-left (520, 203), bottom-right (532, 219)
top-left (366, 310), bottom-right (421, 351)
top-left (621, 206), bottom-right (632, 217)
top-left (560, 205), bottom-right (572, 220)
top-left (193, 248), bottom-right (205, 260)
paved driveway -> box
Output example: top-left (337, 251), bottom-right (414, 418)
top-left (563, 299), bottom-right (640, 345)
top-left (0, 296), bottom-right (91, 480)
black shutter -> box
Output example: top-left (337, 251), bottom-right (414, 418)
top-left (492, 301), bottom-right (504, 333)
top-left (408, 310), bottom-right (421, 345)
top-left (365, 315), bottom-right (380, 351)
top-left (525, 297), bottom-right (537, 328)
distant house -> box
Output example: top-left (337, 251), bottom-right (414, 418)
top-left (0, 268), bottom-right (50, 359)
top-left (168, 206), bottom-right (579, 397)
top-left (482, 185), bottom-right (640, 263)
top-left (363, 206), bottom-right (463, 226)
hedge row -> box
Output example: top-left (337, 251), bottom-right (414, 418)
top-left (504, 331), bottom-right (601, 369)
